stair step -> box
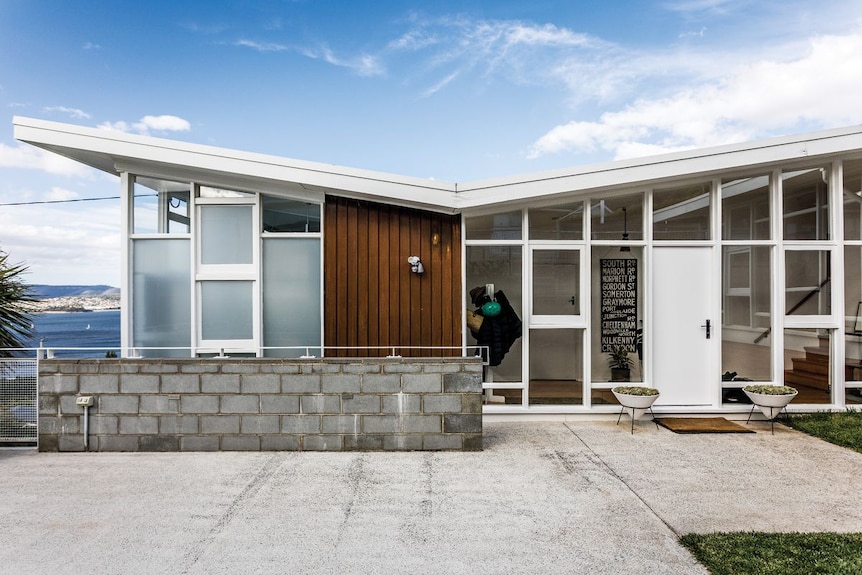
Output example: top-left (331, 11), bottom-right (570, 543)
top-left (784, 370), bottom-right (830, 390)
top-left (802, 347), bottom-right (830, 363)
top-left (790, 357), bottom-right (830, 375)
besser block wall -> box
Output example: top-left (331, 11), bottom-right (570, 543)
top-left (37, 357), bottom-right (483, 452)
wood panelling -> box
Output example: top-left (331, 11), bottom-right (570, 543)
top-left (324, 196), bottom-right (461, 356)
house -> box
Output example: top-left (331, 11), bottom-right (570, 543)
top-left (14, 116), bottom-right (862, 416)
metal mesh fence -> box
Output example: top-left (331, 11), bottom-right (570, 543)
top-left (0, 359), bottom-right (38, 444)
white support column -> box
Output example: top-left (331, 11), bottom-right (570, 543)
top-left (119, 172), bottom-right (132, 356)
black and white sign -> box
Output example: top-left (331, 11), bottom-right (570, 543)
top-left (600, 259), bottom-right (638, 352)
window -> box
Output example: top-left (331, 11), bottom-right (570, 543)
top-left (653, 182), bottom-right (711, 240)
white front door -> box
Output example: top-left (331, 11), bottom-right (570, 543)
top-left (652, 247), bottom-right (715, 406)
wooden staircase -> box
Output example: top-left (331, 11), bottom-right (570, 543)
top-left (784, 336), bottom-right (830, 391)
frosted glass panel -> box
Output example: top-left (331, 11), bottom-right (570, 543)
top-left (201, 281), bottom-right (253, 340)
top-left (201, 205), bottom-right (253, 264)
top-left (263, 239), bottom-right (321, 357)
top-left (133, 239), bottom-right (191, 356)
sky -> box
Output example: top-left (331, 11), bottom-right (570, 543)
top-left (2, 0), bottom-right (862, 286)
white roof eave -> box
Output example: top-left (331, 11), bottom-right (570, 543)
top-left (15, 116), bottom-right (862, 214)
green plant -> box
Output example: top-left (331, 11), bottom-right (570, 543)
top-left (607, 345), bottom-right (632, 370)
top-left (785, 410), bottom-right (862, 454)
top-left (612, 385), bottom-right (658, 396)
top-left (744, 384), bottom-right (797, 395)
top-left (0, 249), bottom-right (35, 358)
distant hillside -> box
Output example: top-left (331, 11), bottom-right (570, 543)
top-left (30, 285), bottom-right (120, 299)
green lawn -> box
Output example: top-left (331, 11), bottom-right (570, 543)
top-left (680, 411), bottom-right (862, 574)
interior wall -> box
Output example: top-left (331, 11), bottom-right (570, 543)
top-left (324, 196), bottom-right (462, 355)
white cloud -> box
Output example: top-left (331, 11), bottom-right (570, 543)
top-left (0, 143), bottom-right (95, 177)
top-left (235, 39), bottom-right (288, 52)
top-left (47, 187), bottom-right (79, 201)
top-left (82, 42), bottom-right (101, 50)
top-left (529, 31), bottom-right (862, 160)
top-left (44, 106), bottom-right (91, 119)
top-left (97, 115), bottom-right (191, 135)
top-left (304, 46), bottom-right (385, 77)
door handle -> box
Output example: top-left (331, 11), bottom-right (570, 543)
top-left (701, 319), bottom-right (711, 339)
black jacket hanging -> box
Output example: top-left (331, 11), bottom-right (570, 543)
top-left (469, 287), bottom-right (522, 367)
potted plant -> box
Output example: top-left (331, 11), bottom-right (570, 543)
top-left (607, 345), bottom-right (632, 382)
top-left (743, 384), bottom-right (798, 433)
top-left (611, 385), bottom-right (660, 433)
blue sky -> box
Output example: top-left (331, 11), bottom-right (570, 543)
top-left (2, 0), bottom-right (862, 285)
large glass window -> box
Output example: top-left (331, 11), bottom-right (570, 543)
top-left (783, 168), bottom-right (829, 240)
top-left (784, 328), bottom-right (831, 404)
top-left (529, 202), bottom-right (583, 240)
top-left (528, 329), bottom-right (583, 405)
top-left (200, 281), bottom-right (253, 340)
top-left (722, 174), bottom-right (770, 240)
top-left (465, 211), bottom-right (522, 240)
top-left (721, 246), bottom-right (772, 390)
top-left (653, 182), bottom-right (711, 240)
top-left (591, 247), bottom-right (643, 383)
top-left (132, 239), bottom-right (191, 356)
top-left (843, 159), bottom-right (862, 241)
top-left (844, 246), bottom-right (862, 396)
top-left (263, 197), bottom-right (321, 233)
top-left (591, 194), bottom-right (642, 241)
top-left (133, 177), bottom-right (190, 235)
top-left (466, 245), bottom-right (523, 382)
top-left (200, 205), bottom-right (254, 265)
top-left (263, 238), bottom-right (321, 357)
top-left (785, 250), bottom-right (831, 316)
top-left (532, 249), bottom-right (580, 316)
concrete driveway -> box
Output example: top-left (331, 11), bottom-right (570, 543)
top-left (2, 421), bottom-right (862, 574)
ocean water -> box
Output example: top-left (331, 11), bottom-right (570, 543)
top-left (25, 310), bottom-right (121, 358)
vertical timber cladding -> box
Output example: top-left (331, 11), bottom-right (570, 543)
top-left (324, 196), bottom-right (462, 356)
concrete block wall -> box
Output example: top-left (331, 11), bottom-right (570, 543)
top-left (37, 357), bottom-right (483, 452)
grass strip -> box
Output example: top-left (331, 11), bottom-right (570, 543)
top-left (680, 532), bottom-right (862, 575)
top-left (784, 411), bottom-right (862, 454)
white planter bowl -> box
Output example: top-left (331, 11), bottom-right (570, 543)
top-left (612, 390), bottom-right (659, 420)
top-left (743, 389), bottom-right (798, 419)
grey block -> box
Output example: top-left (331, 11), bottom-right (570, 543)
top-left (140, 435), bottom-right (179, 452)
top-left (37, 435), bottom-right (59, 452)
top-left (57, 415), bottom-right (81, 434)
top-left (321, 415), bottom-right (362, 434)
top-left (321, 374), bottom-right (361, 393)
top-left (219, 363), bottom-right (258, 374)
top-left (60, 395), bottom-right (83, 413)
top-left (381, 394), bottom-right (421, 414)
top-left (200, 415), bottom-right (240, 434)
top-left (300, 394), bottom-right (340, 414)
top-left (303, 363), bottom-right (342, 374)
top-left (402, 373), bottom-right (441, 393)
top-left (37, 416), bottom-right (59, 435)
top-left (241, 415), bottom-right (280, 434)
top-left (422, 363), bottom-right (463, 373)
top-left (302, 435), bottom-right (342, 451)
top-left (343, 363), bottom-right (381, 374)
top-left (268, 364), bottom-right (301, 375)
top-left (241, 373), bottom-right (280, 394)
top-left (443, 372), bottom-right (482, 393)
top-left (58, 435), bottom-right (86, 452)
top-left (179, 363), bottom-right (220, 374)
top-left (161, 374), bottom-right (200, 393)
top-left (382, 434), bottom-right (424, 451)
top-left (89, 415), bottom-right (118, 435)
top-left (140, 395), bottom-right (180, 414)
top-left (181, 395), bottom-right (220, 414)
top-left (120, 374), bottom-right (159, 394)
top-left (98, 436), bottom-right (140, 451)
top-left (79, 375), bottom-right (119, 393)
top-left (38, 395), bottom-right (58, 415)
top-left (443, 414), bottom-right (483, 433)
top-left (159, 415), bottom-right (199, 435)
top-left (462, 433), bottom-right (484, 451)
top-left (401, 415), bottom-right (442, 433)
top-left (40, 374), bottom-right (78, 394)
top-left (343, 434), bottom-right (385, 451)
top-left (283, 374), bottom-right (321, 393)
top-left (362, 374), bottom-right (401, 393)
top-left (362, 415), bottom-right (400, 433)
top-left (220, 395), bottom-right (260, 414)
top-left (382, 363), bottom-right (422, 374)
top-left (260, 395), bottom-right (300, 414)
top-left (261, 435), bottom-right (300, 450)
top-left (422, 395), bottom-right (462, 413)
top-left (119, 416), bottom-right (159, 435)
top-left (282, 415), bottom-right (321, 434)
top-left (139, 363), bottom-right (179, 374)
top-left (423, 434), bottom-right (463, 450)
top-left (462, 393), bottom-right (483, 414)
top-left (342, 394), bottom-right (380, 414)
top-left (181, 436), bottom-right (219, 451)
top-left (201, 374), bottom-right (240, 393)
top-left (221, 436), bottom-right (261, 451)
top-left (98, 395), bottom-right (139, 414)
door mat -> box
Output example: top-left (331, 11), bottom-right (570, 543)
top-left (655, 417), bottom-right (755, 434)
